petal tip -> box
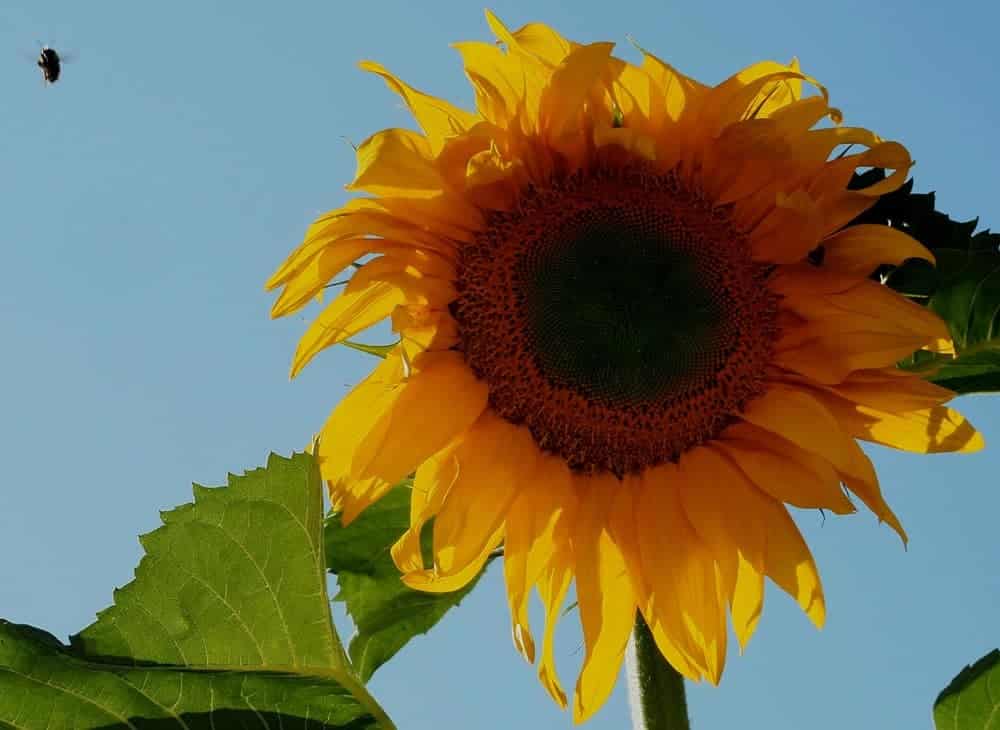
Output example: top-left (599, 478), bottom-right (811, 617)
top-left (512, 623), bottom-right (536, 664)
top-left (965, 430), bottom-right (986, 453)
top-left (270, 301), bottom-right (291, 319)
top-left (572, 692), bottom-right (595, 725)
top-left (807, 599), bottom-right (826, 630)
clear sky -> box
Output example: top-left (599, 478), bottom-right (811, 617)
top-left (1, 1), bottom-right (997, 728)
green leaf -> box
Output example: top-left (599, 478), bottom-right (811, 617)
top-left (902, 342), bottom-right (1000, 394)
top-left (0, 620), bottom-right (377, 728)
top-left (0, 452), bottom-right (395, 729)
top-left (884, 257), bottom-right (938, 299)
top-left (73, 452), bottom-right (344, 667)
top-left (325, 481), bottom-right (490, 682)
top-left (934, 649), bottom-right (1000, 730)
top-left (848, 170), bottom-right (1000, 393)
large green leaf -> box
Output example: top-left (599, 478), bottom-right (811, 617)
top-left (0, 452), bottom-right (394, 729)
top-left (325, 481), bottom-right (490, 682)
top-left (934, 649), bottom-right (1000, 730)
top-left (848, 170), bottom-right (1000, 393)
top-left (0, 620), bottom-right (376, 728)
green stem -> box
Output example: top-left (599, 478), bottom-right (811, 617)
top-left (627, 614), bottom-right (690, 730)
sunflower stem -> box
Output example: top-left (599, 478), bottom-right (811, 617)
top-left (627, 614), bottom-right (690, 730)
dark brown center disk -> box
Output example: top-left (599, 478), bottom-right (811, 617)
top-left (451, 165), bottom-right (779, 477)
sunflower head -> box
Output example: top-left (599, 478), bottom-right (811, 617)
top-left (268, 12), bottom-right (982, 723)
top-left (453, 161), bottom-right (781, 477)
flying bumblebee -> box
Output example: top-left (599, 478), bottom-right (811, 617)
top-left (36, 46), bottom-right (63, 84)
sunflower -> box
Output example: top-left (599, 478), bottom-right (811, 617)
top-left (267, 13), bottom-right (983, 723)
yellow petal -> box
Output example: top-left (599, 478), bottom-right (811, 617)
top-left (717, 421), bottom-right (857, 514)
top-left (661, 480), bottom-right (728, 684)
top-left (749, 189), bottom-right (825, 263)
top-left (789, 273), bottom-right (950, 333)
top-left (452, 41), bottom-right (524, 126)
top-left (791, 126), bottom-right (884, 170)
top-left (679, 446), bottom-right (824, 629)
top-left (829, 279), bottom-right (949, 342)
top-left (705, 119), bottom-right (792, 204)
top-left (359, 60), bottom-right (478, 153)
top-left (812, 142), bottom-right (913, 237)
top-left (747, 57), bottom-right (803, 118)
top-left (644, 472), bottom-right (728, 685)
top-left (741, 384), bottom-right (868, 484)
top-left (609, 474), bottom-right (703, 681)
top-left (697, 62), bottom-right (818, 143)
top-left (610, 63), bottom-right (653, 122)
top-left (347, 128), bottom-right (446, 198)
top-left (835, 444), bottom-right (907, 543)
top-left (391, 442), bottom-right (460, 573)
top-left (849, 142), bottom-right (913, 197)
top-left (730, 128), bottom-right (910, 244)
top-left (290, 281), bottom-right (404, 377)
top-left (402, 524), bottom-right (503, 594)
top-left (345, 249), bottom-right (456, 291)
top-left (351, 351), bottom-right (488, 487)
top-left (634, 466), bottom-right (727, 683)
top-left (821, 224), bottom-right (934, 276)
top-left (267, 198), bottom-right (455, 292)
top-left (767, 95), bottom-right (842, 135)
top-left (503, 455), bottom-right (575, 663)
top-left (429, 414), bottom-right (537, 579)
top-left (272, 239), bottom-right (431, 319)
top-left (437, 118), bottom-right (506, 189)
top-left (537, 545), bottom-right (573, 708)
top-left (410, 446), bottom-right (455, 523)
top-left (367, 193), bottom-right (483, 239)
top-left (344, 261), bottom-right (457, 309)
top-left (816, 369), bottom-right (955, 412)
top-left (755, 488), bottom-right (826, 628)
top-left (571, 474), bottom-right (638, 723)
top-left (773, 272), bottom-right (951, 382)
top-left (316, 351), bottom-right (408, 507)
top-left (335, 476), bottom-right (397, 527)
top-left (742, 385), bottom-right (906, 539)
top-left (686, 449), bottom-right (824, 629)
top-left (637, 46), bottom-right (707, 123)
top-left (482, 11), bottom-right (550, 131)
top-left (464, 145), bottom-right (522, 201)
top-left (593, 126), bottom-right (656, 160)
top-left (484, 10), bottom-right (556, 69)
top-left (925, 337), bottom-right (956, 356)
top-left (540, 42), bottom-right (615, 139)
top-left (775, 329), bottom-right (944, 384)
top-left (812, 389), bottom-right (984, 455)
top-left (678, 447), bottom-right (767, 650)
top-left (511, 21), bottom-right (573, 65)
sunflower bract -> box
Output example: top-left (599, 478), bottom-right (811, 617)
top-left (267, 12), bottom-right (983, 723)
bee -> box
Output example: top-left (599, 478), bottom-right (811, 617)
top-left (36, 45), bottom-right (66, 84)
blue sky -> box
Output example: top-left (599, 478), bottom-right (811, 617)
top-left (1, 1), bottom-right (997, 728)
